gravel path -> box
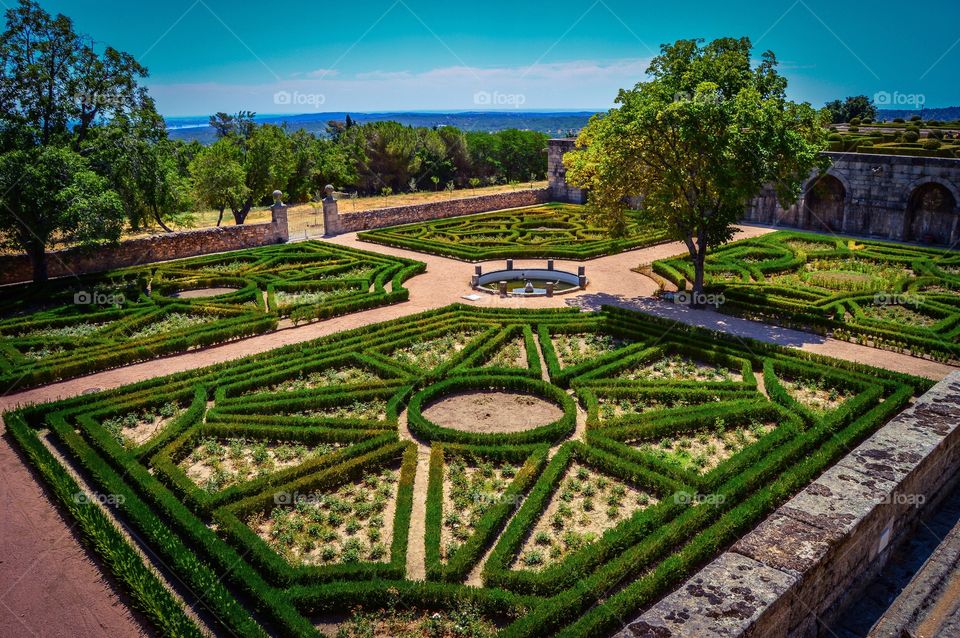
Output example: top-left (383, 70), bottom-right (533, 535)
top-left (1, 224), bottom-right (955, 637)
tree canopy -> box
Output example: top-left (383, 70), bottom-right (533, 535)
top-left (564, 36), bottom-right (828, 299)
top-left (824, 95), bottom-right (878, 124)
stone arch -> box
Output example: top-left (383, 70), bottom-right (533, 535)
top-left (904, 180), bottom-right (958, 244)
top-left (802, 173), bottom-right (848, 232)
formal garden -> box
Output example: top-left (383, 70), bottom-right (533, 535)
top-left (357, 203), bottom-right (671, 260)
top-left (653, 231), bottom-right (960, 362)
top-left (6, 303), bottom-right (933, 637)
top-left (0, 241), bottom-right (423, 391)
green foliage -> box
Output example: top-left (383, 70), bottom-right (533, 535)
top-left (4, 304), bottom-right (931, 638)
top-left (653, 230), bottom-right (960, 361)
top-left (564, 37), bottom-right (828, 296)
top-left (359, 203), bottom-right (670, 260)
top-left (0, 241), bottom-right (422, 390)
top-left (823, 95), bottom-right (878, 124)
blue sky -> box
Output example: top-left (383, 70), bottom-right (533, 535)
top-left (19, 0), bottom-right (960, 116)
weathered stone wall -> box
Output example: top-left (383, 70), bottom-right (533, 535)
top-left (547, 139), bottom-right (960, 245)
top-left (547, 138), bottom-right (588, 204)
top-left (328, 188), bottom-right (550, 234)
top-left (614, 371), bottom-right (960, 638)
top-left (0, 212), bottom-right (288, 286)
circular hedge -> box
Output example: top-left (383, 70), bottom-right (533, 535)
top-left (407, 375), bottom-right (576, 445)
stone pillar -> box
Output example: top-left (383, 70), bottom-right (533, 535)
top-left (506, 259), bottom-right (513, 270)
top-left (546, 282), bottom-right (554, 297)
top-left (547, 259), bottom-right (554, 270)
top-left (499, 281), bottom-right (508, 297)
top-left (322, 184), bottom-right (343, 236)
top-left (270, 190), bottom-right (289, 243)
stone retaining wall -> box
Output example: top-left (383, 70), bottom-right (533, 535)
top-left (0, 211), bottom-right (287, 286)
top-left (615, 371), bottom-right (960, 638)
top-left (326, 188), bottom-right (551, 234)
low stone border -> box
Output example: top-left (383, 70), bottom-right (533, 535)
top-left (615, 371), bottom-right (960, 638)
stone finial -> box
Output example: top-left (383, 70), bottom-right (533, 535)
top-left (324, 184), bottom-right (336, 201)
top-left (272, 190), bottom-right (283, 204)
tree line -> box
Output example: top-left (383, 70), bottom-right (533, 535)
top-left (0, 0), bottom-right (548, 282)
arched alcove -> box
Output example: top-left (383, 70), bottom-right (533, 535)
top-left (804, 174), bottom-right (846, 232)
top-left (905, 182), bottom-right (957, 244)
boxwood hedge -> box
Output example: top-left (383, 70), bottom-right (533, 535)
top-left (4, 303), bottom-right (932, 637)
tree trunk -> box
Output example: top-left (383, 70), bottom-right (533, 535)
top-left (153, 209), bottom-right (174, 233)
top-left (29, 240), bottom-right (48, 284)
top-left (232, 198), bottom-right (253, 225)
top-left (216, 207), bottom-right (225, 227)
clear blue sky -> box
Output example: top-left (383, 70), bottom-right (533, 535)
top-left (15, 0), bottom-right (960, 116)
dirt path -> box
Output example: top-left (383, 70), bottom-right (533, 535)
top-left (0, 423), bottom-right (150, 638)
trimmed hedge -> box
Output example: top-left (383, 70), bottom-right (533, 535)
top-left (358, 202), bottom-right (671, 260)
top-left (0, 241), bottom-right (424, 390)
top-left (1, 303), bottom-right (933, 637)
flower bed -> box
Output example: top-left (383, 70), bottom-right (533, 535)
top-left (357, 203), bottom-right (671, 260)
top-left (653, 230), bottom-right (960, 362)
top-left (4, 304), bottom-right (932, 637)
top-left (0, 241), bottom-right (424, 390)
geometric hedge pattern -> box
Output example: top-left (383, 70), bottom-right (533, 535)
top-left (357, 203), bottom-right (672, 260)
top-left (654, 230), bottom-right (960, 362)
top-left (7, 304), bottom-right (932, 638)
top-left (0, 241), bottom-right (423, 391)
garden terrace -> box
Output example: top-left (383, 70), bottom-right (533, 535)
top-left (356, 202), bottom-right (671, 260)
top-left (0, 241), bottom-right (423, 391)
top-left (4, 304), bottom-right (934, 637)
top-left (653, 231), bottom-right (960, 363)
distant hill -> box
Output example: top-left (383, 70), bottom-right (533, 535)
top-left (166, 111), bottom-right (600, 144)
top-left (877, 106), bottom-right (960, 122)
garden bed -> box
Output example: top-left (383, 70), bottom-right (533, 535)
top-left (3, 304), bottom-right (933, 637)
top-left (653, 230), bottom-right (960, 362)
top-left (357, 203), bottom-right (671, 260)
top-left (0, 241), bottom-right (424, 390)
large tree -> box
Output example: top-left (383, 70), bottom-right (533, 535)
top-left (824, 95), bottom-right (877, 124)
top-left (565, 37), bottom-right (827, 301)
top-left (189, 138), bottom-right (249, 226)
top-left (0, 146), bottom-right (123, 282)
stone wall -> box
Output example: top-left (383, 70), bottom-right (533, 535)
top-left (614, 371), bottom-right (960, 638)
top-left (547, 139), bottom-right (960, 246)
top-left (326, 188), bottom-right (550, 234)
top-left (0, 209), bottom-right (288, 286)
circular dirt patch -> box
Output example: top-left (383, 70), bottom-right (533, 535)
top-left (172, 287), bottom-right (239, 299)
top-left (422, 390), bottom-right (563, 434)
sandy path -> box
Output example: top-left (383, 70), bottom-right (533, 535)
top-left (0, 424), bottom-right (150, 638)
top-left (1, 223), bottom-right (956, 634)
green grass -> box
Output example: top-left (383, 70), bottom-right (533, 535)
top-left (357, 202), bottom-right (671, 260)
